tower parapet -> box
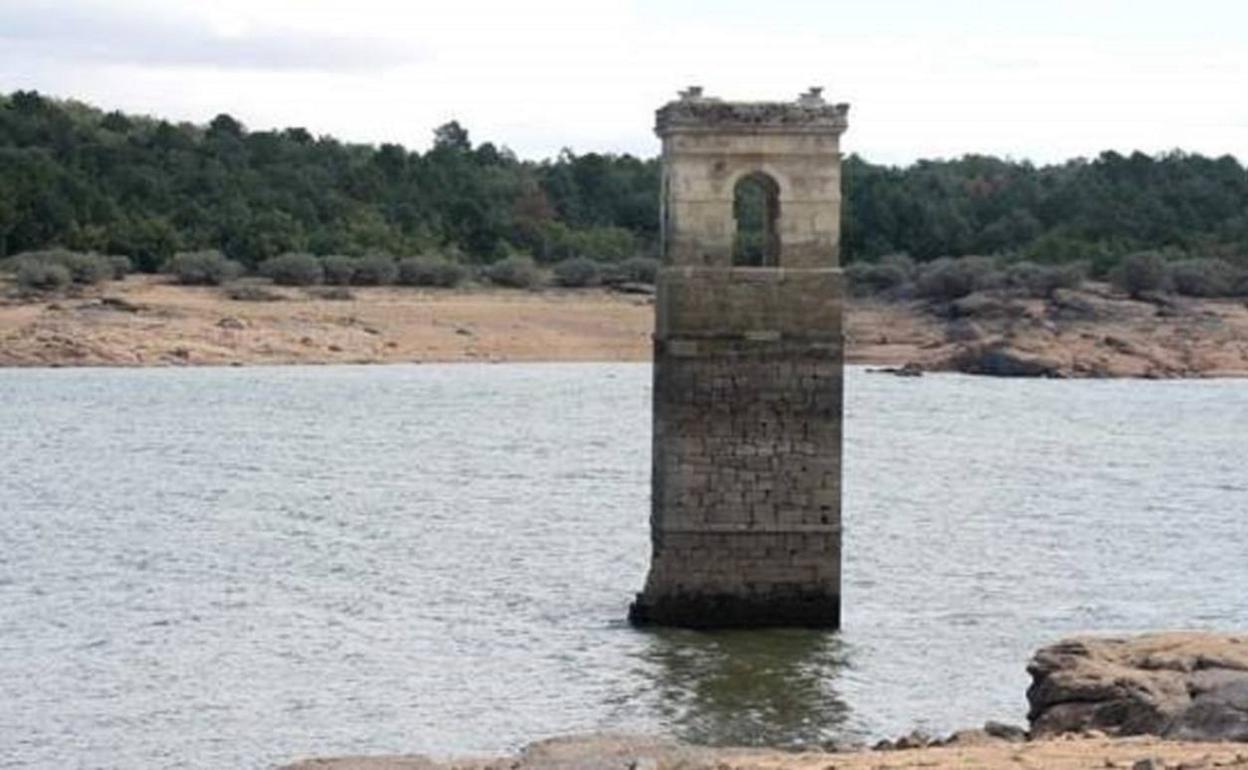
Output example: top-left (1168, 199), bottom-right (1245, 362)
top-left (655, 87), bottom-right (849, 134)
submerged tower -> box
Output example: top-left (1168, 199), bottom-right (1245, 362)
top-left (630, 88), bottom-right (849, 628)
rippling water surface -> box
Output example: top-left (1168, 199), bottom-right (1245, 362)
top-left (2, 364), bottom-right (1246, 769)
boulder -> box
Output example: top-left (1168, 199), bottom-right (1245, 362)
top-left (948, 342), bottom-right (1065, 377)
top-left (941, 721), bottom-right (1027, 747)
top-left (1048, 288), bottom-right (1104, 321)
top-left (982, 721), bottom-right (1027, 742)
top-left (1028, 633), bottom-right (1248, 742)
top-left (506, 734), bottom-right (708, 770)
top-left (947, 292), bottom-right (1028, 320)
top-left (279, 735), bottom-right (702, 770)
top-left (945, 318), bottom-right (985, 343)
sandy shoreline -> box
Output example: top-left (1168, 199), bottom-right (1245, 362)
top-left (279, 732), bottom-right (1248, 770)
top-left (2, 275), bottom-right (1247, 376)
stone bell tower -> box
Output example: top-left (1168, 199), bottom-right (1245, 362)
top-left (629, 87), bottom-right (849, 629)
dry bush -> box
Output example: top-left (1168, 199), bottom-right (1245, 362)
top-left (552, 257), bottom-right (601, 288)
top-left (397, 257), bottom-right (468, 288)
top-left (350, 254), bottom-right (398, 286)
top-left (260, 253), bottom-right (324, 286)
top-left (1168, 258), bottom-right (1240, 297)
top-left (168, 250), bottom-right (244, 286)
top-left (485, 255), bottom-right (543, 289)
top-left (915, 256), bottom-right (1001, 301)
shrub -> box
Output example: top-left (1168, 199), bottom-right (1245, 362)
top-left (8, 249), bottom-right (115, 285)
top-left (167, 250), bottom-right (244, 286)
top-left (1004, 261), bottom-right (1086, 298)
top-left (915, 256), bottom-right (1001, 301)
top-left (485, 255), bottom-right (542, 289)
top-left (15, 261), bottom-right (72, 291)
top-left (1168, 258), bottom-right (1239, 297)
top-left (350, 254), bottom-right (398, 286)
top-left (59, 252), bottom-right (114, 284)
top-left (259, 252), bottom-right (324, 286)
top-left (622, 256), bottom-right (660, 284)
top-left (846, 261), bottom-right (910, 298)
top-left (552, 257), bottom-right (601, 288)
top-left (602, 256), bottom-right (660, 286)
top-left (397, 257), bottom-right (468, 288)
top-left (1115, 251), bottom-right (1168, 298)
top-left (321, 255), bottom-right (356, 286)
top-left (108, 255), bottom-right (133, 280)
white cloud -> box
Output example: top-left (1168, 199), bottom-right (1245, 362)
top-left (0, 0), bottom-right (415, 71)
top-left (0, 0), bottom-right (1245, 163)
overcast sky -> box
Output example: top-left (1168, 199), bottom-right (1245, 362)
top-left (1, 0), bottom-right (1245, 165)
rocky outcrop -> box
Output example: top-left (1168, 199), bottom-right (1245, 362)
top-left (282, 728), bottom-right (1248, 770)
top-left (1028, 632), bottom-right (1248, 742)
top-left (947, 340), bottom-right (1066, 377)
top-left (281, 734), bottom-right (709, 770)
top-left (947, 292), bottom-right (1030, 321)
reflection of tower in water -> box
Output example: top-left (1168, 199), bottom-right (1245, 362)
top-left (634, 629), bottom-right (853, 748)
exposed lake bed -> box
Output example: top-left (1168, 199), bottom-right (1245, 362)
top-left (4, 276), bottom-right (1248, 378)
top-left (2, 364), bottom-right (1246, 768)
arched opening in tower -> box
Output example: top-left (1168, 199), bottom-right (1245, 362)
top-left (732, 172), bottom-right (781, 267)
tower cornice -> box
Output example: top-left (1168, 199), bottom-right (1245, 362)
top-left (655, 87), bottom-right (849, 137)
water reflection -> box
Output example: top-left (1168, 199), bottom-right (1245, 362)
top-left (633, 628), bottom-right (851, 748)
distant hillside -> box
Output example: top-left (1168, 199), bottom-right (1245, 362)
top-left (2, 90), bottom-right (1246, 272)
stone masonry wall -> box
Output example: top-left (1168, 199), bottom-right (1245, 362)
top-left (631, 269), bottom-right (843, 628)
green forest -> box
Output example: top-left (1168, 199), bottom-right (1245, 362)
top-left (2, 90), bottom-right (1247, 275)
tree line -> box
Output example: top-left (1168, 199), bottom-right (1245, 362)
top-left (3, 90), bottom-right (1246, 274)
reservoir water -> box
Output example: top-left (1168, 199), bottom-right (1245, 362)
top-left (2, 364), bottom-right (1246, 769)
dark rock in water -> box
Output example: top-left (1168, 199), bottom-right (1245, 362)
top-left (869, 362), bottom-right (923, 377)
top-left (950, 343), bottom-right (1063, 377)
top-left (1028, 632), bottom-right (1248, 742)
